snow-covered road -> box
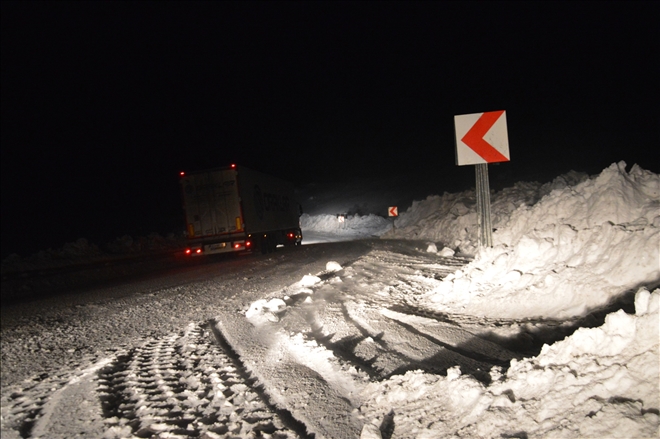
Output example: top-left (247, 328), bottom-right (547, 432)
top-left (0, 242), bottom-right (367, 437)
top-left (2, 162), bottom-right (658, 438)
top-left (1, 240), bottom-right (533, 439)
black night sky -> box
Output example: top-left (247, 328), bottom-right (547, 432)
top-left (1, 1), bottom-right (658, 257)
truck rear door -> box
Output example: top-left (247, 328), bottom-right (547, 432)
top-left (181, 169), bottom-right (242, 238)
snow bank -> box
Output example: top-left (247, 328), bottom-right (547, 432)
top-left (300, 213), bottom-right (391, 238)
top-left (384, 170), bottom-right (588, 255)
top-left (1, 233), bottom-right (185, 275)
top-left (359, 287), bottom-right (660, 438)
top-left (1, 238), bottom-right (104, 273)
top-left (1, 233), bottom-right (188, 302)
top-left (397, 162), bottom-right (660, 319)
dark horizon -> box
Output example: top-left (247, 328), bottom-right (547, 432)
top-left (2, 1), bottom-right (658, 258)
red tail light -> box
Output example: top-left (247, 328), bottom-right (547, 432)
top-left (196, 249), bottom-right (202, 254)
top-left (185, 249), bottom-right (191, 254)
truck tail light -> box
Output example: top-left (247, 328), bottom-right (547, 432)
top-left (185, 249), bottom-right (191, 255)
top-left (196, 249), bottom-right (202, 254)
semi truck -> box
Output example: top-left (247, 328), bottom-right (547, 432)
top-left (180, 164), bottom-right (302, 255)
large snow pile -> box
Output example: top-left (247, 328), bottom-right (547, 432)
top-left (358, 287), bottom-right (659, 438)
top-left (300, 213), bottom-right (392, 239)
top-left (392, 162), bottom-right (660, 320)
top-left (384, 170), bottom-right (589, 255)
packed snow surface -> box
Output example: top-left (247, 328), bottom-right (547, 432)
top-left (2, 162), bottom-right (659, 438)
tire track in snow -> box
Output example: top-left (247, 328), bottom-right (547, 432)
top-left (1, 367), bottom-right (89, 439)
top-left (340, 301), bottom-right (497, 382)
top-left (211, 313), bottom-right (365, 439)
top-left (97, 322), bottom-right (304, 438)
top-left (2, 323), bottom-right (306, 439)
top-left (271, 248), bottom-right (521, 385)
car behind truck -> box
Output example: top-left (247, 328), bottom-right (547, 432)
top-left (180, 164), bottom-right (302, 255)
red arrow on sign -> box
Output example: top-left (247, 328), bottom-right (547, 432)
top-left (388, 206), bottom-right (398, 217)
top-left (461, 110), bottom-right (509, 163)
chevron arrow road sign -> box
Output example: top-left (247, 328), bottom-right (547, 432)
top-left (454, 110), bottom-right (510, 166)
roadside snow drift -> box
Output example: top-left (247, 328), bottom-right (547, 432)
top-left (391, 162), bottom-right (660, 320)
top-left (358, 287), bottom-right (659, 438)
top-left (300, 213), bottom-right (391, 243)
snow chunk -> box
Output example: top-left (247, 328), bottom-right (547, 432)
top-left (438, 247), bottom-right (455, 257)
top-left (635, 288), bottom-right (652, 316)
top-left (245, 298), bottom-right (287, 324)
top-left (446, 365), bottom-right (461, 381)
top-left (299, 274), bottom-right (322, 286)
top-left (360, 423), bottom-right (383, 439)
top-left (426, 243), bottom-right (438, 253)
top-left (326, 261), bottom-right (343, 272)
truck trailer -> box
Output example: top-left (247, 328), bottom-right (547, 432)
top-left (180, 164), bottom-right (302, 255)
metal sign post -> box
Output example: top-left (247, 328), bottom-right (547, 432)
top-left (454, 110), bottom-right (510, 248)
top-left (475, 163), bottom-right (493, 247)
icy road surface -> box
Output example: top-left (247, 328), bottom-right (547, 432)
top-left (1, 239), bottom-right (532, 439)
